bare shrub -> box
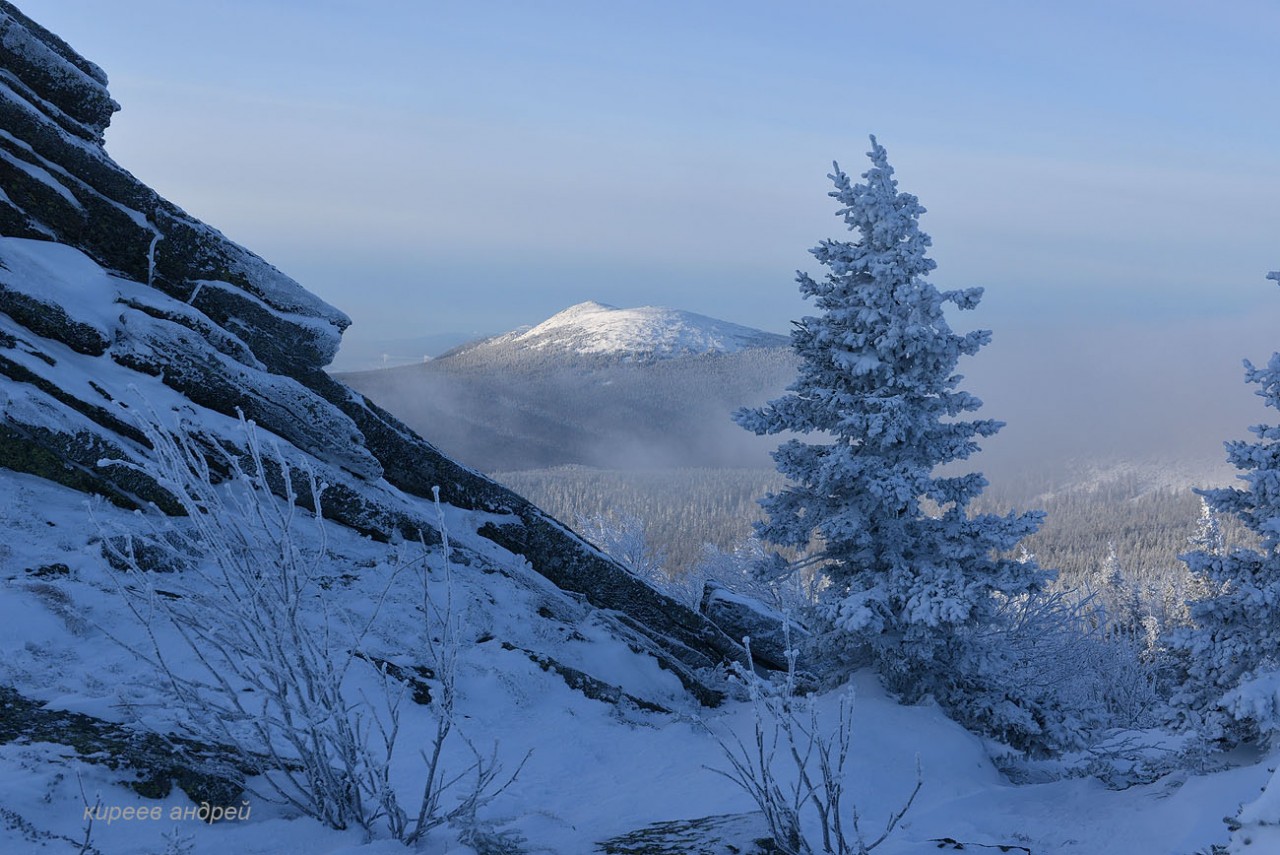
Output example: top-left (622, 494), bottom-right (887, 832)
top-left (99, 408), bottom-right (523, 843)
top-left (705, 631), bottom-right (920, 855)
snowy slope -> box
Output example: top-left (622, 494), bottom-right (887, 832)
top-left (1, 469), bottom-right (1272, 855)
top-left (455, 300), bottom-right (788, 360)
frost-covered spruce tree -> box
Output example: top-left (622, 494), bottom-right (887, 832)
top-left (736, 137), bottom-right (1049, 748)
top-left (1190, 496), bottom-right (1226, 557)
top-left (1173, 273), bottom-right (1280, 743)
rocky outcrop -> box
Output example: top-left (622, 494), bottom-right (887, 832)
top-left (1226, 764), bottom-right (1280, 853)
top-left (699, 582), bottom-right (808, 673)
top-left (0, 3), bottom-right (115, 142)
top-left (597, 812), bottom-right (783, 854)
top-left (0, 2), bottom-right (345, 375)
top-left (0, 0), bottom-right (743, 712)
top-left (501, 643), bottom-right (672, 714)
top-left (0, 686), bottom-right (249, 805)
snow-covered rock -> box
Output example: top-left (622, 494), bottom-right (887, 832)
top-left (0, 3), bottom-right (116, 142)
top-left (699, 581), bottom-right (809, 673)
top-left (0, 0), bottom-right (740, 737)
top-left (1229, 762), bottom-right (1280, 853)
top-left (0, 1), bottom-right (347, 374)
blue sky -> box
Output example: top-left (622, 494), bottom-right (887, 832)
top-left (13, 0), bottom-right (1280, 465)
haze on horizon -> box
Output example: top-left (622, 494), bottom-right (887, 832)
top-left (14, 0), bottom-right (1280, 477)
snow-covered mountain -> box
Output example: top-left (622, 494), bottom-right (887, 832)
top-left (451, 300), bottom-right (789, 360)
top-left (339, 304), bottom-right (798, 472)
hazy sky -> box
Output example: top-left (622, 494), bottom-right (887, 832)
top-left (13, 0), bottom-right (1280, 470)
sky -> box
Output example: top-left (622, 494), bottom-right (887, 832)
top-left (12, 0), bottom-right (1280, 471)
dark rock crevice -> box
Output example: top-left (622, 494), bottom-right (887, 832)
top-left (500, 642), bottom-right (672, 714)
top-left (0, 685), bottom-right (250, 805)
top-left (597, 812), bottom-right (784, 855)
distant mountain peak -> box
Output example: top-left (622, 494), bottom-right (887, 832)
top-left (556, 299), bottom-right (617, 314)
top-left (488, 301), bottom-right (788, 359)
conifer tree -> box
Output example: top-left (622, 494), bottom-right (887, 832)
top-left (1174, 273), bottom-right (1280, 741)
top-left (736, 138), bottom-right (1046, 740)
top-left (1189, 496), bottom-right (1226, 557)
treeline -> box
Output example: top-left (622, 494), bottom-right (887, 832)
top-left (494, 464), bottom-right (1248, 598)
top-left (495, 466), bottom-right (784, 573)
top-left (979, 480), bottom-right (1251, 590)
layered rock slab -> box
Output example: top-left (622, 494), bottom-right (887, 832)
top-left (0, 0), bottom-right (744, 716)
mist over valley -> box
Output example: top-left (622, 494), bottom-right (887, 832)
top-left (338, 300), bottom-right (1263, 597)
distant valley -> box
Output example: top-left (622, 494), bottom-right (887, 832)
top-left (338, 302), bottom-right (1245, 589)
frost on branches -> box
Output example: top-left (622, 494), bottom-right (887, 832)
top-left (1174, 272), bottom-right (1280, 744)
top-left (736, 137), bottom-right (1050, 750)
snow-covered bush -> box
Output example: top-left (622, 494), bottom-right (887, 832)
top-left (734, 137), bottom-right (1056, 752)
top-left (99, 409), bottom-right (521, 843)
top-left (576, 509), bottom-right (700, 603)
top-left (992, 588), bottom-right (1168, 752)
top-left (577, 509), bottom-right (668, 582)
top-left (580, 507), bottom-right (818, 615)
top-left (1170, 276), bottom-right (1280, 745)
top-left (694, 536), bottom-right (820, 614)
